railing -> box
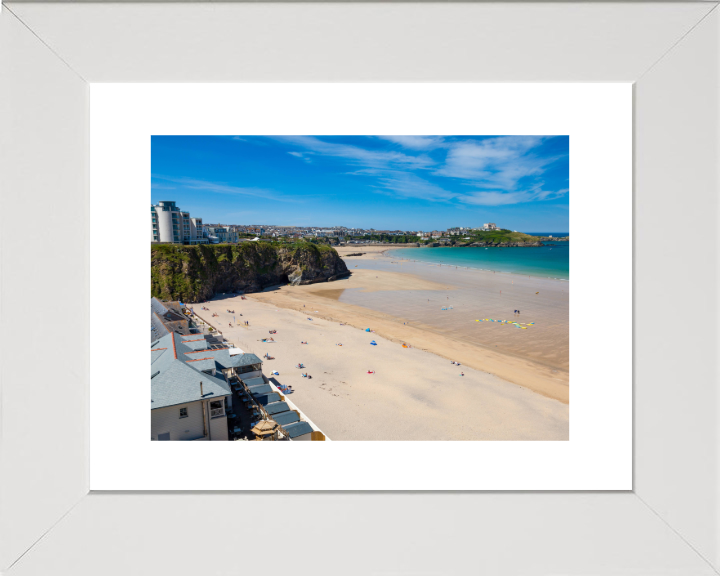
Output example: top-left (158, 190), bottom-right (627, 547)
top-left (232, 369), bottom-right (291, 441)
top-left (185, 310), bottom-right (223, 339)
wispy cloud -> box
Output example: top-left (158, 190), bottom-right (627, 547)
top-left (372, 171), bottom-right (456, 202)
top-left (203, 136), bottom-right (568, 208)
top-left (288, 151), bottom-right (312, 164)
top-left (152, 176), bottom-right (306, 203)
top-left (461, 187), bottom-right (569, 206)
top-left (274, 136), bottom-right (435, 171)
top-left (376, 136), bottom-right (446, 150)
top-left (435, 136), bottom-right (556, 185)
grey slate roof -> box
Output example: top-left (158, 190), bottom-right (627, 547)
top-left (220, 351), bottom-right (263, 369)
top-left (184, 358), bottom-right (217, 373)
top-left (180, 339), bottom-right (213, 351)
top-left (151, 331), bottom-right (231, 409)
top-left (283, 421), bottom-right (313, 439)
top-left (151, 312), bottom-right (170, 343)
top-left (264, 401), bottom-right (290, 415)
top-left (151, 297), bottom-right (169, 316)
top-left (151, 333), bottom-right (177, 377)
top-left (273, 411), bottom-right (300, 426)
top-left (181, 348), bottom-right (262, 371)
top-left (255, 392), bottom-right (281, 405)
top-left (151, 361), bottom-right (231, 410)
top-left (242, 376), bottom-right (266, 388)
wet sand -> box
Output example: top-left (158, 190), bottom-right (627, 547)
top-left (249, 254), bottom-right (569, 403)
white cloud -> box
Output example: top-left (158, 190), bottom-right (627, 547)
top-left (461, 187), bottom-right (569, 206)
top-left (435, 136), bottom-right (559, 187)
top-left (274, 136), bottom-right (434, 170)
top-left (152, 176), bottom-right (304, 203)
top-left (373, 172), bottom-right (456, 202)
top-left (288, 151), bottom-right (313, 164)
top-left (376, 136), bottom-right (446, 150)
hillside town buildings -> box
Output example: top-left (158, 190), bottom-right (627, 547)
top-left (151, 200), bottom-right (507, 244)
top-left (151, 201), bottom-right (208, 244)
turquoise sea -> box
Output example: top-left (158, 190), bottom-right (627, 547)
top-left (390, 240), bottom-right (569, 280)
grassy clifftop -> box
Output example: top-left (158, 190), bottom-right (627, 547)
top-left (151, 241), bottom-right (348, 302)
top-left (459, 229), bottom-right (540, 244)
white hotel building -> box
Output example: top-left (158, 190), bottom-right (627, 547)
top-left (151, 200), bottom-right (208, 244)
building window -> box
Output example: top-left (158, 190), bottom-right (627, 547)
top-left (179, 407), bottom-right (188, 418)
top-left (209, 400), bottom-right (225, 419)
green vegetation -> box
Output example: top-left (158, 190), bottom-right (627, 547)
top-left (459, 229), bottom-right (539, 244)
top-left (151, 241), bottom-right (346, 302)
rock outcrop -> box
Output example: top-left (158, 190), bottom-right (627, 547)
top-left (151, 242), bottom-right (349, 302)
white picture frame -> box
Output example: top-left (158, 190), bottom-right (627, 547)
top-left (1, 2), bottom-right (718, 574)
top-left (89, 82), bottom-right (631, 491)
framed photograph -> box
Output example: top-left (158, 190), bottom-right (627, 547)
top-left (1, 2), bottom-right (718, 575)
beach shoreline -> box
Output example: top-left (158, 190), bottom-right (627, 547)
top-left (338, 244), bottom-right (569, 282)
top-left (247, 249), bottom-right (569, 404)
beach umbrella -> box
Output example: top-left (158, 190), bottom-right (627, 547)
top-left (365, 328), bottom-right (371, 332)
top-left (251, 420), bottom-right (278, 436)
top-left (370, 341), bottom-right (377, 346)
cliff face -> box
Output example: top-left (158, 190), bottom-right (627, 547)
top-left (151, 242), bottom-right (349, 302)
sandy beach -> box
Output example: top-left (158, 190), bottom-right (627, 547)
top-left (192, 253), bottom-right (569, 440)
top-left (252, 247), bottom-right (569, 403)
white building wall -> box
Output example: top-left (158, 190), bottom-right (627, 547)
top-left (208, 407), bottom-right (229, 441)
top-left (156, 208), bottom-right (175, 243)
top-left (151, 401), bottom-right (206, 441)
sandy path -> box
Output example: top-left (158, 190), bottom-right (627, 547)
top-left (193, 294), bottom-right (568, 441)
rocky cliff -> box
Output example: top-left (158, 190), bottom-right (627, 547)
top-left (151, 242), bottom-right (349, 302)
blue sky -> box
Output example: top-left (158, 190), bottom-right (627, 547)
top-left (151, 135), bottom-right (569, 232)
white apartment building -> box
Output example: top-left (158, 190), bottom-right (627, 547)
top-left (483, 223), bottom-right (498, 231)
top-left (204, 226), bottom-right (239, 244)
top-left (151, 201), bottom-right (208, 244)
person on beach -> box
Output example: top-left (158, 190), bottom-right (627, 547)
top-left (460, 372), bottom-right (464, 376)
